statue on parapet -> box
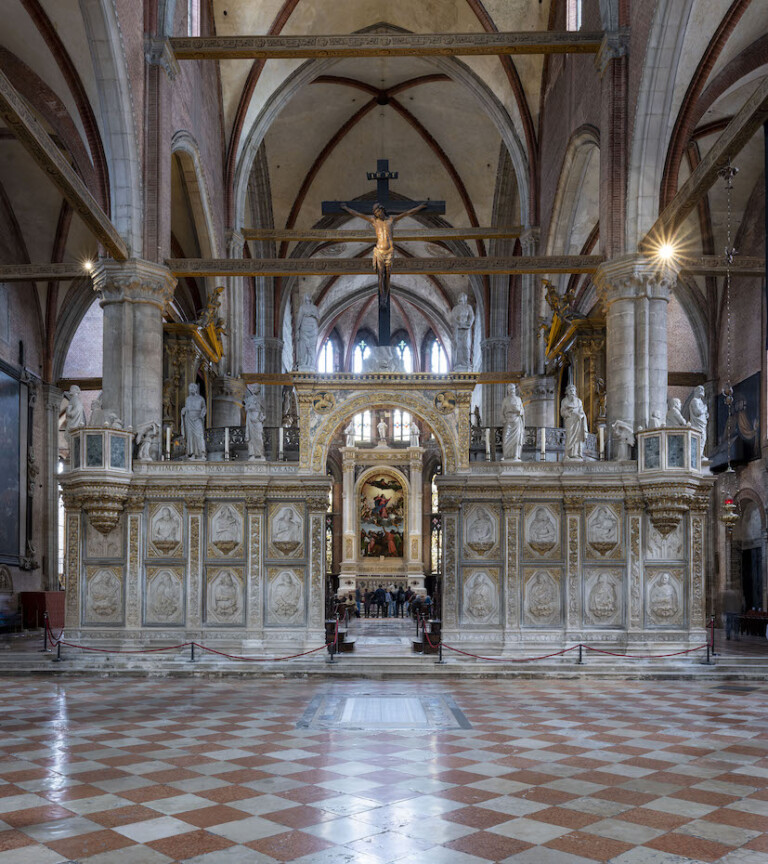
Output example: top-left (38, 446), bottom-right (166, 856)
top-left (561, 384), bottom-right (588, 460)
top-left (686, 385), bottom-right (709, 460)
top-left (64, 385), bottom-right (86, 433)
top-left (666, 397), bottom-right (689, 427)
top-left (135, 421), bottom-right (160, 461)
top-left (181, 382), bottom-right (207, 460)
top-left (296, 295), bottom-right (319, 371)
top-left (501, 383), bottom-right (525, 461)
top-left (451, 293), bottom-right (474, 372)
top-left (244, 385), bottom-right (266, 461)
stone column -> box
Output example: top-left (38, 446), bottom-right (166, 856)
top-left (43, 385), bottom-right (62, 590)
top-left (519, 228), bottom-right (542, 376)
top-left (339, 447), bottom-right (357, 588)
top-left (224, 230), bottom-right (245, 378)
top-left (519, 375), bottom-right (556, 428)
top-left (564, 495), bottom-right (582, 639)
top-left (307, 486), bottom-right (331, 642)
top-left (439, 488), bottom-right (461, 632)
top-left (481, 337), bottom-right (510, 425)
top-left (211, 375), bottom-right (245, 427)
top-left (502, 494), bottom-right (522, 651)
top-left (92, 259), bottom-right (177, 436)
top-left (594, 255), bottom-right (675, 441)
top-left (407, 448), bottom-right (425, 588)
top-left (253, 336), bottom-right (284, 425)
top-left (245, 492), bottom-right (265, 646)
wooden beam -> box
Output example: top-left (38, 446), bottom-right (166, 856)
top-left (680, 255), bottom-right (765, 277)
top-left (0, 70), bottom-right (128, 261)
top-left (57, 377), bottom-right (102, 391)
top-left (643, 75), bottom-right (768, 249)
top-left (167, 256), bottom-right (604, 278)
top-left (0, 263), bottom-right (89, 282)
top-left (169, 31), bottom-right (604, 60)
top-left (242, 226), bottom-right (524, 244)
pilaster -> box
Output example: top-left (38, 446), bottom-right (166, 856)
top-left (246, 492), bottom-right (266, 643)
top-left (43, 385), bottom-right (62, 590)
top-left (92, 258), bottom-right (177, 434)
top-left (563, 494), bottom-right (582, 637)
top-left (306, 486), bottom-right (331, 639)
top-left (520, 227), bottom-right (542, 375)
top-left (62, 497), bottom-right (81, 631)
top-left (408, 448), bottom-right (424, 578)
top-left (625, 494), bottom-right (645, 633)
top-left (224, 230), bottom-right (245, 378)
top-left (125, 492), bottom-right (144, 631)
top-left (440, 488), bottom-right (461, 630)
top-left (184, 490), bottom-right (205, 633)
top-left (502, 494), bottom-right (522, 648)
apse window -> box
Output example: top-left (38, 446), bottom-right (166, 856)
top-left (352, 339), bottom-right (371, 373)
top-left (318, 339), bottom-right (336, 373)
top-left (353, 411), bottom-right (372, 442)
top-left (430, 339), bottom-right (448, 375)
top-left (188, 0), bottom-right (201, 36)
top-left (395, 339), bottom-right (413, 373)
top-left (567, 0), bottom-right (582, 31)
top-left (393, 410), bottom-right (411, 442)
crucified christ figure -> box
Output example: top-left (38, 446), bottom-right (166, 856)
top-left (341, 201), bottom-right (427, 304)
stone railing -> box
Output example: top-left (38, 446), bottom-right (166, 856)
top-left (469, 426), bottom-right (599, 462)
top-left (164, 426), bottom-right (300, 461)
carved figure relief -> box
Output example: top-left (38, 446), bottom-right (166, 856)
top-left (148, 505), bottom-right (183, 558)
top-left (644, 518), bottom-right (684, 561)
top-left (464, 505), bottom-right (498, 557)
top-left (208, 503), bottom-right (244, 558)
top-left (647, 570), bottom-right (683, 627)
top-left (523, 569), bottom-right (561, 626)
top-left (524, 505), bottom-right (559, 558)
top-left (0, 565), bottom-right (12, 594)
top-left (583, 569), bottom-right (623, 627)
top-left (269, 505), bottom-right (304, 558)
top-left (206, 568), bottom-right (244, 625)
top-left (87, 516), bottom-right (123, 559)
top-left (268, 569), bottom-right (304, 625)
top-left (145, 567), bottom-right (184, 625)
top-left (463, 570), bottom-right (499, 625)
top-left (84, 567), bottom-right (122, 624)
top-left (586, 504), bottom-right (621, 558)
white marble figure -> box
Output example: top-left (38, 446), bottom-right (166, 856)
top-left (89, 393), bottom-right (105, 426)
top-left (451, 293), bottom-right (474, 371)
top-left (649, 410), bottom-right (664, 429)
top-left (181, 382), bottom-right (207, 460)
top-left (135, 421), bottom-right (160, 461)
top-left (296, 295), bottom-right (319, 371)
top-left (409, 421), bottom-right (420, 447)
top-left (650, 572), bottom-right (679, 619)
top-left (529, 572), bottom-right (557, 618)
top-left (560, 384), bottom-right (588, 460)
top-left (612, 419), bottom-right (635, 460)
top-left (344, 421), bottom-right (356, 448)
top-left (686, 385), bottom-right (709, 459)
top-left (154, 506), bottom-right (180, 543)
top-left (467, 573), bottom-right (495, 621)
top-left (211, 571), bottom-right (239, 620)
top-left (64, 385), bottom-right (87, 433)
top-left (501, 383), bottom-right (525, 461)
top-left (529, 508), bottom-right (556, 549)
top-left (468, 508), bottom-right (494, 546)
top-left (244, 385), bottom-right (266, 460)
top-left (273, 507), bottom-right (302, 544)
top-left (88, 570), bottom-right (120, 620)
top-left (150, 572), bottom-right (180, 622)
top-left (590, 506), bottom-right (618, 545)
top-left (213, 505), bottom-right (240, 544)
top-left (666, 397), bottom-right (689, 427)
top-left (270, 571), bottom-right (301, 622)
top-left (589, 573), bottom-right (617, 619)
top-left (377, 418), bottom-right (387, 444)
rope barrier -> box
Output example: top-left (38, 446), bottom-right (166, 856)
top-left (583, 644), bottom-right (708, 659)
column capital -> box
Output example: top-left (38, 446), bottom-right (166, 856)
top-left (144, 35), bottom-right (179, 80)
top-left (520, 227), bottom-right (540, 255)
top-left (594, 254), bottom-right (676, 308)
top-left (43, 383), bottom-right (63, 413)
top-left (595, 28), bottom-right (629, 76)
top-left (92, 258), bottom-right (177, 312)
top-left (226, 229), bottom-right (245, 257)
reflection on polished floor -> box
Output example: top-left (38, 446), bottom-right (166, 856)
top-left (0, 677), bottom-right (767, 863)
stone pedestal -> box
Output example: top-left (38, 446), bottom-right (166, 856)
top-left (92, 259), bottom-right (176, 434)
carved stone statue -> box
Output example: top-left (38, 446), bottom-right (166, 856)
top-left (451, 293), bottom-right (474, 371)
top-left (560, 384), bottom-right (588, 460)
top-left (377, 418), bottom-right (387, 443)
top-left (666, 397), bottom-right (688, 427)
top-left (181, 382), bottom-right (207, 460)
top-left (282, 386), bottom-right (298, 427)
top-left (89, 393), bottom-right (105, 427)
top-left (296, 295), bottom-right (319, 371)
top-left (649, 410), bottom-right (664, 429)
top-left (589, 573), bottom-right (617, 619)
top-left (64, 385), bottom-right (86, 433)
top-left (686, 385), bottom-right (709, 459)
top-left (529, 572), bottom-right (557, 618)
top-left (409, 421), bottom-right (420, 447)
top-left (344, 421), bottom-right (356, 447)
top-left (611, 419), bottom-right (635, 460)
top-left (501, 383), bottom-right (525, 461)
top-left (244, 385), bottom-right (266, 461)
top-left (650, 572), bottom-right (679, 619)
top-left (135, 421), bottom-right (160, 461)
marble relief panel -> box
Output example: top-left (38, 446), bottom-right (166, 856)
top-left (83, 566), bottom-right (123, 626)
top-left (86, 515), bottom-right (123, 559)
top-left (585, 503), bottom-right (622, 560)
top-left (583, 568), bottom-right (624, 628)
top-left (461, 569), bottom-right (500, 625)
top-left (463, 505), bottom-right (500, 559)
top-left (207, 503), bottom-right (244, 559)
top-left (268, 504), bottom-right (305, 559)
top-left (645, 568), bottom-right (685, 628)
top-left (205, 567), bottom-right (245, 626)
top-left (144, 567), bottom-right (184, 626)
top-left (148, 503), bottom-right (183, 558)
top-left (523, 505), bottom-right (561, 560)
top-left (266, 568), bottom-right (305, 626)
top-left (644, 517), bottom-right (685, 561)
top-left (522, 567), bottom-right (562, 627)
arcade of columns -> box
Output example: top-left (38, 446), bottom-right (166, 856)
top-left (51, 28), bottom-right (716, 655)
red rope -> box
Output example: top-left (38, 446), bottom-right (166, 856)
top-left (583, 644), bottom-right (708, 659)
top-left (442, 643), bottom-right (581, 662)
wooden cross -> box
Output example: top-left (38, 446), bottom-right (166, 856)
top-left (321, 160), bottom-right (446, 347)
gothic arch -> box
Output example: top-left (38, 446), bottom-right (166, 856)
top-left (52, 278), bottom-right (99, 381)
top-left (171, 130), bottom-right (221, 259)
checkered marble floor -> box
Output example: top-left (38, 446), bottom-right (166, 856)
top-left (0, 679), bottom-right (767, 863)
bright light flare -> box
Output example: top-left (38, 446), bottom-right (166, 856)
top-left (657, 243), bottom-right (676, 261)
top-left (82, 259), bottom-right (94, 273)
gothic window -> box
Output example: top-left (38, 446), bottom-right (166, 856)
top-left (428, 338), bottom-right (448, 374)
top-left (352, 339), bottom-right (371, 373)
top-left (567, 0), bottom-right (582, 31)
top-left (394, 338), bottom-right (413, 373)
top-left (318, 339), bottom-right (336, 373)
top-left (188, 0), bottom-right (201, 36)
top-left (393, 410), bottom-right (411, 442)
top-left (353, 411), bottom-right (372, 442)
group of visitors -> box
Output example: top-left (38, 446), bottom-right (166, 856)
top-left (333, 585), bottom-right (435, 620)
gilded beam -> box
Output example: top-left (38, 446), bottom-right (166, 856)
top-left (167, 256), bottom-right (604, 278)
top-left (680, 255), bottom-right (765, 277)
top-left (0, 263), bottom-right (88, 282)
top-left (169, 31), bottom-right (604, 60)
top-left (643, 74), bottom-right (768, 248)
top-left (242, 226), bottom-right (524, 243)
top-left (0, 70), bottom-right (128, 261)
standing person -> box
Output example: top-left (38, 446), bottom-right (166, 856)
top-left (374, 585), bottom-right (385, 618)
top-left (388, 587), bottom-right (397, 618)
top-left (396, 586), bottom-right (405, 618)
top-left (384, 588), bottom-right (392, 618)
top-left (423, 595), bottom-right (433, 619)
top-left (364, 589), bottom-right (372, 618)
top-left (404, 587), bottom-right (413, 618)
top-left (354, 585), bottom-right (362, 618)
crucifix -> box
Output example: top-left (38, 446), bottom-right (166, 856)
top-left (322, 159), bottom-right (445, 345)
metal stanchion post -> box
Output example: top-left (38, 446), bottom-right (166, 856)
top-left (52, 640), bottom-right (64, 662)
top-left (41, 612), bottom-right (48, 652)
top-left (190, 642), bottom-right (196, 663)
top-left (706, 640), bottom-right (711, 665)
top-left (710, 616), bottom-right (717, 656)
top-left (577, 644), bottom-right (583, 665)
top-left (435, 638), bottom-right (446, 665)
